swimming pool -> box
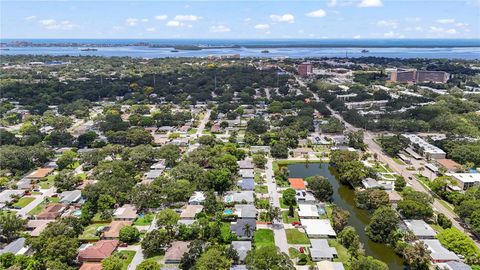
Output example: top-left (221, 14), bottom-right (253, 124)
top-left (224, 209), bottom-right (234, 215)
top-left (73, 209), bottom-right (82, 216)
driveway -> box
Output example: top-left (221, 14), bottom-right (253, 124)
top-left (16, 187), bottom-right (55, 218)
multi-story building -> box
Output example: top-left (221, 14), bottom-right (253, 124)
top-left (388, 69), bottom-right (449, 84)
top-left (298, 62), bottom-right (313, 77)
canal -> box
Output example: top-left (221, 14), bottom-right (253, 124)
top-left (287, 162), bottom-right (405, 270)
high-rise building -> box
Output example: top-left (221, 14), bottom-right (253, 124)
top-left (298, 62), bottom-right (313, 77)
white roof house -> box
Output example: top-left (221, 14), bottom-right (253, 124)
top-left (421, 239), bottom-right (460, 262)
top-left (300, 219), bottom-right (336, 238)
top-left (310, 239), bottom-right (337, 261)
top-left (447, 173), bottom-right (480, 190)
top-left (298, 204), bottom-right (320, 219)
top-left (403, 219), bottom-right (437, 239)
top-left (188, 191), bottom-right (206, 205)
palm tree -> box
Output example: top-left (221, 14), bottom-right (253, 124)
top-left (243, 223), bottom-right (252, 238)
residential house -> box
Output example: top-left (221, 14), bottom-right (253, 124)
top-left (36, 203), bottom-right (67, 220)
top-left (77, 240), bottom-right (119, 262)
top-left (435, 159), bottom-right (462, 173)
top-left (238, 178), bottom-right (255, 191)
top-left (238, 160), bottom-right (254, 170)
top-left (296, 190), bottom-right (316, 204)
top-left (234, 204), bottom-right (257, 219)
top-left (224, 191), bottom-right (255, 204)
top-left (113, 204), bottom-right (137, 221)
top-left (164, 241), bottom-right (191, 264)
top-left (446, 173), bottom-right (480, 190)
top-left (59, 190), bottom-right (82, 204)
top-left (188, 191), bottom-right (205, 205)
top-left (25, 168), bottom-right (54, 181)
top-left (102, 221), bottom-right (132, 239)
top-left (289, 178), bottom-right (306, 190)
top-left (231, 241), bottom-right (252, 263)
top-left (250, 146), bottom-right (270, 154)
top-left (316, 261), bottom-right (345, 270)
top-left (230, 219), bottom-right (256, 239)
top-left (403, 219), bottom-right (437, 239)
top-left (0, 238), bottom-right (29, 255)
top-left (310, 239), bottom-right (337, 261)
top-left (421, 239), bottom-right (460, 263)
top-left (298, 204), bottom-right (320, 219)
top-left (300, 219), bottom-right (336, 238)
top-left (292, 148), bottom-right (313, 158)
top-left (26, 220), bottom-right (53, 237)
top-left (0, 190), bottom-right (24, 209)
top-left (79, 263), bottom-right (103, 270)
top-left (435, 261), bottom-right (472, 270)
top-left (180, 205), bottom-right (203, 220)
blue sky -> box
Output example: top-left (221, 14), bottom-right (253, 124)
top-left (1, 0), bottom-right (479, 39)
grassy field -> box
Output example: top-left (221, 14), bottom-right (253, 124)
top-left (118, 250), bottom-right (136, 270)
top-left (285, 229), bottom-right (310, 245)
top-left (13, 197), bottom-right (35, 208)
top-left (39, 175), bottom-right (55, 189)
top-left (187, 128), bottom-right (197, 135)
top-left (281, 210), bottom-right (299, 223)
top-left (134, 213), bottom-right (154, 226)
top-left (80, 223), bottom-right (110, 241)
top-left (255, 185), bottom-right (268, 194)
top-left (254, 229), bottom-right (275, 249)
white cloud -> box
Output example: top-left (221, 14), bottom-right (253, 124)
top-left (155, 15), bottom-right (168, 20)
top-left (358, 0), bottom-right (383, 7)
top-left (39, 19), bottom-right (75, 30)
top-left (244, 18), bottom-right (252, 22)
top-left (269, 14), bottom-right (295, 23)
top-left (174, 15), bottom-right (201, 21)
top-left (353, 35), bottom-right (362, 39)
top-left (327, 0), bottom-right (337, 7)
top-left (436, 18), bottom-right (455, 24)
top-left (383, 31), bottom-right (395, 38)
top-left (210, 25), bottom-right (231, 33)
top-left (25, 16), bottom-right (36, 21)
top-left (166, 20), bottom-right (182, 27)
top-left (146, 27), bottom-right (156, 32)
top-left (306, 9), bottom-right (327, 18)
top-left (254, 24), bottom-right (270, 30)
top-left (377, 20), bottom-right (397, 29)
top-left (141, 18), bottom-right (149, 22)
top-left (265, 31), bottom-right (271, 35)
top-left (125, 18), bottom-right (139, 26)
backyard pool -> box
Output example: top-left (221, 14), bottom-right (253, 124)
top-left (224, 209), bottom-right (234, 215)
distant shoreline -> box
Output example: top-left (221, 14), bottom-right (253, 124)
top-left (2, 39), bottom-right (480, 49)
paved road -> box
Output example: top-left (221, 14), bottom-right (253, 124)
top-left (16, 187), bottom-right (55, 217)
top-left (196, 109), bottom-right (211, 137)
top-left (265, 158), bottom-right (289, 254)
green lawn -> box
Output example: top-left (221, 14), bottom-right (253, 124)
top-left (288, 247), bottom-right (301, 259)
top-left (285, 229), bottom-right (310, 245)
top-left (255, 185), bottom-right (268, 194)
top-left (281, 210), bottom-right (299, 224)
top-left (92, 212), bottom-right (112, 223)
top-left (392, 157), bottom-right (406, 165)
top-left (118, 250), bottom-right (136, 270)
top-left (39, 175), bottom-right (55, 189)
top-left (187, 128), bottom-right (197, 135)
top-left (134, 213), bottom-right (154, 226)
top-left (27, 197), bottom-right (60, 216)
top-left (254, 229), bottom-right (275, 249)
top-left (328, 240), bottom-right (350, 266)
top-left (13, 197), bottom-right (35, 208)
top-left (77, 172), bottom-right (88, 180)
top-left (142, 255), bottom-right (163, 267)
top-left (80, 223), bottom-right (110, 241)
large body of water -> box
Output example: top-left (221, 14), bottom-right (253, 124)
top-left (287, 163), bottom-right (406, 270)
top-left (1, 39), bottom-right (479, 59)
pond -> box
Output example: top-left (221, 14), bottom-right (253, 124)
top-left (287, 162), bottom-right (406, 270)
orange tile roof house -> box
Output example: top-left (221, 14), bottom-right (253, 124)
top-left (164, 241), bottom-right (191, 264)
top-left (26, 168), bottom-right (54, 180)
top-left (113, 204), bottom-right (137, 221)
top-left (102, 221), bottom-right (132, 239)
top-left (436, 159), bottom-right (462, 172)
top-left (79, 263), bottom-right (102, 270)
top-left (36, 203), bottom-right (67, 220)
top-left (289, 178), bottom-right (306, 190)
top-left (78, 240), bottom-right (119, 262)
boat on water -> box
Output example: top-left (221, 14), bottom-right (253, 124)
top-left (261, 50), bottom-right (269, 53)
top-left (170, 49), bottom-right (179, 52)
top-left (0, 48), bottom-right (10, 51)
top-left (361, 49), bottom-right (369, 53)
top-left (80, 48), bottom-right (98, 51)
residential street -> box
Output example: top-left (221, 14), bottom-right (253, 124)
top-left (265, 158), bottom-right (289, 254)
